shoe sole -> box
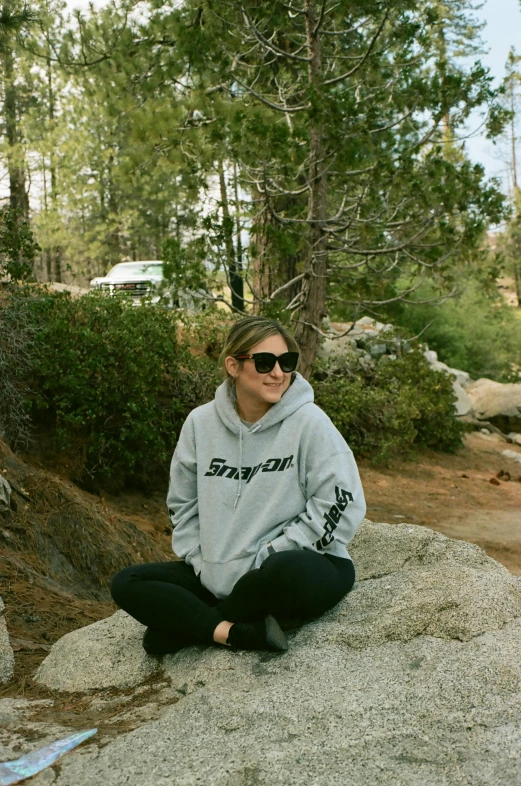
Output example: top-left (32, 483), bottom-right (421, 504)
top-left (265, 614), bottom-right (288, 652)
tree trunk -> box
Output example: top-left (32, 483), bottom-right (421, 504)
top-left (293, 0), bottom-right (328, 379)
top-left (218, 159), bottom-right (244, 311)
top-left (3, 42), bottom-right (29, 219)
top-left (232, 161), bottom-right (244, 303)
top-left (107, 155), bottom-right (121, 269)
top-left (250, 188), bottom-right (302, 310)
top-left (513, 261), bottom-right (521, 307)
top-left (47, 55), bottom-right (62, 282)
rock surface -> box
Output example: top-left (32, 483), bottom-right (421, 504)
top-left (0, 473), bottom-right (11, 513)
top-left (467, 378), bottom-right (521, 432)
top-left (423, 349), bottom-right (472, 389)
top-left (0, 597), bottom-right (14, 684)
top-left (20, 521), bottom-right (521, 785)
top-left (35, 610), bottom-right (160, 691)
top-left (502, 449), bottom-right (521, 465)
top-left (422, 351), bottom-right (473, 416)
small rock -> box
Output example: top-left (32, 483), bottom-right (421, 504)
top-left (0, 596), bottom-right (15, 684)
top-left (489, 477), bottom-right (501, 486)
top-left (0, 474), bottom-right (11, 514)
top-left (10, 637), bottom-right (52, 653)
top-left (501, 449), bottom-right (521, 465)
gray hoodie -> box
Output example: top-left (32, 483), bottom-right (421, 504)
top-left (167, 372), bottom-right (366, 598)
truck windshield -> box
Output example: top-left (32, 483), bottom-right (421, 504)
top-left (107, 263), bottom-right (163, 278)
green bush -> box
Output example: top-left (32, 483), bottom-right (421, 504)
top-left (6, 288), bottom-right (222, 489)
top-left (0, 289), bottom-right (34, 448)
top-left (1, 287), bottom-right (466, 485)
top-left (312, 348), bottom-right (465, 464)
top-left (0, 206), bottom-right (39, 281)
top-left (381, 282), bottom-right (521, 382)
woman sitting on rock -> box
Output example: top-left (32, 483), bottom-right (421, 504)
top-left (111, 316), bottom-right (366, 655)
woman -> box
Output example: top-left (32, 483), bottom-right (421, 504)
top-left (111, 316), bottom-right (366, 655)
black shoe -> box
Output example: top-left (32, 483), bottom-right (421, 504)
top-left (142, 628), bottom-right (188, 657)
top-left (226, 615), bottom-right (288, 653)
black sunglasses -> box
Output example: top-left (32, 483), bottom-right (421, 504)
top-left (234, 351), bottom-right (299, 374)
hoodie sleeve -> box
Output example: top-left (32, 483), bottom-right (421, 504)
top-left (166, 414), bottom-right (203, 576)
top-left (255, 437), bottom-right (366, 565)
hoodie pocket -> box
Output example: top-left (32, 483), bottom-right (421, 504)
top-left (199, 554), bottom-right (256, 598)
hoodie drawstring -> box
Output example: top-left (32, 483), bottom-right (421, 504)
top-left (233, 423), bottom-right (261, 510)
top-left (234, 425), bottom-right (244, 510)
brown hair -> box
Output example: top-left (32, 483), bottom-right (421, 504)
top-left (219, 316), bottom-right (300, 382)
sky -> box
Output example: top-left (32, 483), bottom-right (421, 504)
top-left (465, 0), bottom-right (521, 189)
top-left (65, 0), bottom-right (521, 187)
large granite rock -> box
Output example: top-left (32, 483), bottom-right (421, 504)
top-left (0, 473), bottom-right (11, 513)
top-left (467, 378), bottom-right (521, 432)
top-left (35, 610), bottom-right (160, 691)
top-left (0, 597), bottom-right (14, 684)
top-left (24, 521), bottom-right (521, 785)
top-left (423, 349), bottom-right (471, 389)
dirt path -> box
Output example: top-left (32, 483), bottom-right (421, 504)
top-left (360, 431), bottom-right (521, 574)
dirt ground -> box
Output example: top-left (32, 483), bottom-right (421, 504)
top-left (2, 430), bottom-right (521, 696)
top-left (361, 431), bottom-right (521, 575)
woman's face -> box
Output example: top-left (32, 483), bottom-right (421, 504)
top-left (226, 334), bottom-right (293, 414)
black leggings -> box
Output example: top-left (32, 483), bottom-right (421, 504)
top-left (111, 550), bottom-right (355, 653)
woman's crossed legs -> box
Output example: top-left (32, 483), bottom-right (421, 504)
top-left (110, 550), bottom-right (355, 655)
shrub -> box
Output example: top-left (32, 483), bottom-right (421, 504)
top-left (0, 288), bottom-right (34, 448)
top-left (381, 281), bottom-right (521, 382)
top-left (6, 288), bottom-right (222, 489)
top-left (0, 206), bottom-right (39, 281)
top-left (312, 347), bottom-right (465, 464)
top-left (2, 287), bottom-right (465, 484)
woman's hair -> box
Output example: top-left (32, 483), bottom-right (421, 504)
top-left (219, 316), bottom-right (300, 382)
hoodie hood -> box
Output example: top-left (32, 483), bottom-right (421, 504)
top-left (214, 372), bottom-right (314, 435)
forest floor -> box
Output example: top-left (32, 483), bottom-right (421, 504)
top-left (362, 430), bottom-right (521, 575)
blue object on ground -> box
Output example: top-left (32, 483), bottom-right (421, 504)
top-left (0, 728), bottom-right (97, 785)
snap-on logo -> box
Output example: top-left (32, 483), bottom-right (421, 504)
top-left (315, 486), bottom-right (353, 551)
top-left (204, 456), bottom-right (294, 483)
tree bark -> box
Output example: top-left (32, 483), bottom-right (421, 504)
top-left (250, 187), bottom-right (302, 310)
top-left (47, 54), bottom-right (62, 281)
top-left (218, 159), bottom-right (244, 311)
top-left (3, 41), bottom-right (29, 219)
top-left (293, 0), bottom-right (328, 379)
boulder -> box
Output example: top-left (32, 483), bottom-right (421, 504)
top-left (423, 349), bottom-right (471, 388)
top-left (319, 317), bottom-right (395, 361)
top-left (34, 610), bottom-right (160, 691)
top-left (467, 378), bottom-right (521, 432)
top-left (26, 521), bottom-right (521, 786)
top-left (451, 380), bottom-right (473, 417)
top-left (501, 449), bottom-right (521, 465)
top-left (0, 597), bottom-right (14, 684)
top-left (0, 474), bottom-right (11, 513)
top-left (423, 350), bottom-right (473, 416)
